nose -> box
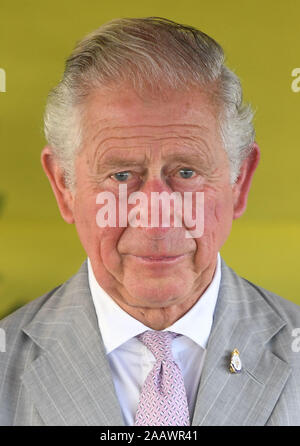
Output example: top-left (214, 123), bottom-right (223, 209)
top-left (130, 177), bottom-right (182, 239)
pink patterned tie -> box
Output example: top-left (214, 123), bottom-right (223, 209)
top-left (134, 330), bottom-right (190, 426)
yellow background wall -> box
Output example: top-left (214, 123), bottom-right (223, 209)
top-left (0, 0), bottom-right (299, 318)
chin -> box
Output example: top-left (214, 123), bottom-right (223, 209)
top-left (123, 277), bottom-right (189, 308)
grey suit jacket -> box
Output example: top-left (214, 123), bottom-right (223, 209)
top-left (1, 258), bottom-right (300, 426)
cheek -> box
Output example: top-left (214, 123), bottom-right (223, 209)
top-left (73, 193), bottom-right (98, 245)
top-left (206, 193), bottom-right (233, 229)
top-left (195, 188), bottom-right (234, 253)
top-left (73, 194), bottom-right (124, 273)
top-left (97, 227), bottom-right (125, 278)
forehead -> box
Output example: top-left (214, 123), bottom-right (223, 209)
top-left (80, 85), bottom-right (223, 160)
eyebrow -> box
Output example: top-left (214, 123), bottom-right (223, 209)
top-left (98, 158), bottom-right (145, 169)
top-left (91, 131), bottom-right (213, 172)
top-left (94, 150), bottom-right (149, 172)
top-left (95, 151), bottom-right (212, 174)
top-left (163, 152), bottom-right (210, 166)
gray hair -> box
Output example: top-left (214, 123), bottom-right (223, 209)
top-left (43, 17), bottom-right (255, 188)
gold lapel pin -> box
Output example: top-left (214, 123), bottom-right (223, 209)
top-left (229, 349), bottom-right (242, 373)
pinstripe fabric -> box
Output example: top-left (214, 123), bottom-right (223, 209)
top-left (1, 258), bottom-right (300, 425)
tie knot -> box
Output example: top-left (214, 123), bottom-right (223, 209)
top-left (137, 330), bottom-right (177, 362)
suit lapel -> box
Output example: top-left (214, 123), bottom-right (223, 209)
top-left (21, 261), bottom-right (124, 426)
top-left (192, 260), bottom-right (291, 426)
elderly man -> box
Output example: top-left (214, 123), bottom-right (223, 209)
top-left (1, 17), bottom-right (300, 426)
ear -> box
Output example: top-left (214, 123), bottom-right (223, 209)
top-left (41, 146), bottom-right (75, 224)
top-left (232, 142), bottom-right (260, 220)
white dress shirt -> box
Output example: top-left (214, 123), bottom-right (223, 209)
top-left (87, 254), bottom-right (221, 426)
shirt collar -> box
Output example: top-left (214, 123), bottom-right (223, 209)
top-left (88, 254), bottom-right (221, 354)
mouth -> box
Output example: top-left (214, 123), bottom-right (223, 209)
top-left (129, 254), bottom-right (187, 264)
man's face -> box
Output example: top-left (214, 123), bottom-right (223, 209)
top-left (70, 85), bottom-right (237, 311)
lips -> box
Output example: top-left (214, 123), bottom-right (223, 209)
top-left (140, 255), bottom-right (181, 260)
top-left (128, 254), bottom-right (187, 263)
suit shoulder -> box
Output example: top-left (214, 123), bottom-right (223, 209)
top-left (0, 262), bottom-right (88, 425)
top-left (237, 273), bottom-right (300, 366)
top-left (221, 259), bottom-right (300, 327)
top-left (0, 284), bottom-right (64, 422)
top-left (0, 284), bottom-right (63, 378)
top-left (0, 284), bottom-right (62, 332)
top-left (240, 276), bottom-right (300, 327)
top-left (0, 261), bottom-right (88, 358)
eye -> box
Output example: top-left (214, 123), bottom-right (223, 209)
top-left (178, 168), bottom-right (195, 179)
top-left (111, 171), bottom-right (131, 182)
